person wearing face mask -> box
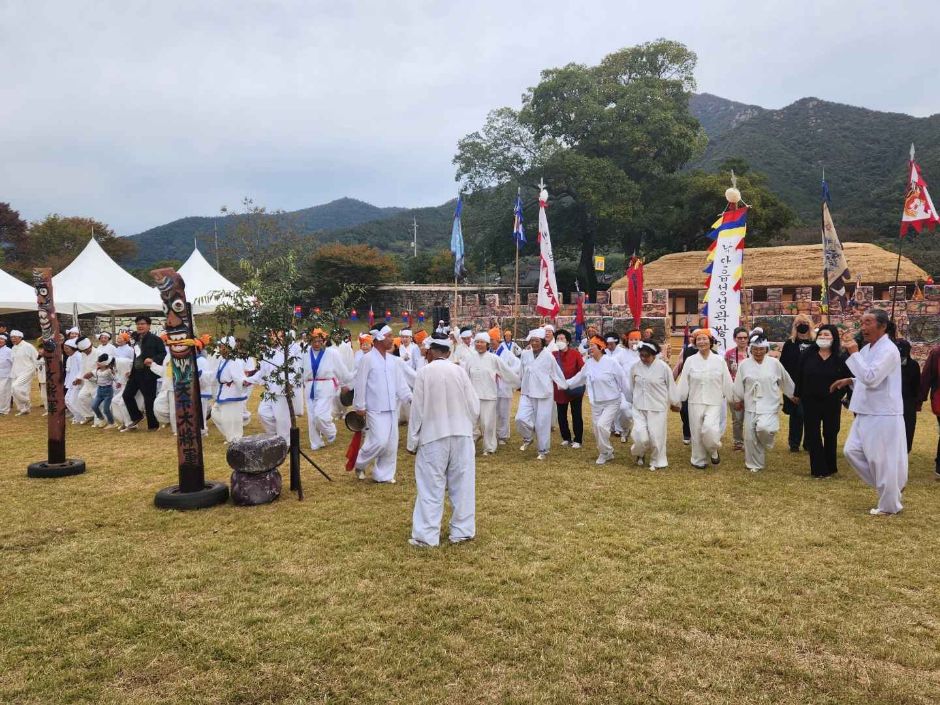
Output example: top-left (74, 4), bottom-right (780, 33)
top-left (780, 315), bottom-right (815, 452)
top-left (732, 329), bottom-right (795, 472)
top-left (895, 339), bottom-right (921, 453)
top-left (676, 328), bottom-right (734, 469)
top-left (793, 324), bottom-right (852, 478)
top-left (552, 329), bottom-right (585, 449)
top-left (515, 328), bottom-right (570, 460)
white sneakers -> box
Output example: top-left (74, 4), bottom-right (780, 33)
top-left (355, 469), bottom-right (365, 480)
top-left (635, 456), bottom-right (645, 466)
top-left (519, 439), bottom-right (532, 452)
top-left (595, 454), bottom-right (612, 465)
top-left (536, 453), bottom-right (546, 461)
top-left (570, 442), bottom-right (581, 449)
top-left (561, 440), bottom-right (570, 447)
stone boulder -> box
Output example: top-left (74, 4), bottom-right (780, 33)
top-left (226, 434), bottom-right (288, 506)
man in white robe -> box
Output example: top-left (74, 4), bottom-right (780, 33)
top-left (565, 336), bottom-right (632, 465)
top-left (493, 332), bottom-right (520, 444)
top-left (676, 329), bottom-right (735, 469)
top-left (353, 325), bottom-right (412, 483)
top-left (9, 331), bottom-right (39, 415)
top-left (515, 328), bottom-right (570, 460)
top-left (459, 332), bottom-right (520, 455)
top-left (211, 338), bottom-right (248, 443)
top-left (303, 328), bottom-right (352, 450)
top-left (407, 337), bottom-right (481, 547)
top-left (732, 331), bottom-right (795, 472)
top-left (71, 338), bottom-right (98, 423)
top-left (0, 335), bottom-right (12, 414)
top-left (630, 340), bottom-right (679, 470)
top-left (246, 346), bottom-right (292, 443)
top-left (288, 332), bottom-right (306, 418)
top-left (63, 339), bottom-right (81, 418)
top-left (841, 310), bottom-right (908, 515)
top-left (110, 355), bottom-right (134, 429)
top-left (451, 327), bottom-right (474, 365)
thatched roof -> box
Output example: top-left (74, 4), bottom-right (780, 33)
top-left (610, 243), bottom-right (928, 291)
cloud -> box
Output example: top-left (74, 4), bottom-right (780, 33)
top-left (0, 0), bottom-right (936, 235)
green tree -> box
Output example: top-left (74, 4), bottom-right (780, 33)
top-left (0, 203), bottom-right (29, 272)
top-left (455, 39), bottom-right (706, 298)
top-left (27, 214), bottom-right (137, 274)
top-left (300, 243), bottom-right (398, 302)
top-left (217, 198), bottom-right (303, 283)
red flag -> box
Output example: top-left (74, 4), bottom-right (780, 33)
top-left (626, 255), bottom-right (644, 328)
top-left (368, 305), bottom-right (375, 328)
top-left (345, 431), bottom-right (363, 472)
top-left (574, 292), bottom-right (585, 340)
top-left (901, 145), bottom-right (939, 236)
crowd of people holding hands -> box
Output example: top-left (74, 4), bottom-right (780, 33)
top-left (1, 306), bottom-right (938, 544)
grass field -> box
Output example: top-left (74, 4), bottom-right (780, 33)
top-left (1, 386), bottom-right (939, 704)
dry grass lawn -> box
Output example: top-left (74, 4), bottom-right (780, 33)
top-left (1, 387), bottom-right (939, 704)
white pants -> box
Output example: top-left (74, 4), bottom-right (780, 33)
top-left (515, 395), bottom-right (554, 453)
top-left (356, 408), bottom-right (400, 482)
top-left (743, 410), bottom-right (779, 470)
top-left (477, 399), bottom-right (498, 453)
top-left (632, 408), bottom-right (668, 468)
top-left (154, 389), bottom-right (176, 432)
top-left (412, 435), bottom-right (476, 546)
top-left (399, 399), bottom-right (411, 425)
top-left (12, 373), bottom-right (32, 412)
top-left (293, 382), bottom-right (305, 417)
top-left (65, 383), bottom-right (82, 418)
top-left (618, 397), bottom-right (634, 439)
top-left (496, 395), bottom-right (512, 440)
top-left (212, 400), bottom-right (245, 442)
top-left (0, 378), bottom-right (11, 414)
top-left (844, 414), bottom-right (908, 514)
top-left (306, 390), bottom-right (338, 449)
top-left (199, 396), bottom-right (211, 434)
top-left (688, 402), bottom-right (722, 466)
top-left (258, 396), bottom-right (291, 443)
top-left (39, 382), bottom-right (47, 410)
top-left (74, 382), bottom-right (96, 421)
top-left (592, 399), bottom-right (621, 460)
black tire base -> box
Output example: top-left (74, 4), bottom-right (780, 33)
top-left (154, 480), bottom-right (229, 510)
top-left (27, 459), bottom-right (86, 478)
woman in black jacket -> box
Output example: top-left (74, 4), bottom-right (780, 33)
top-left (780, 315), bottom-right (815, 452)
top-left (896, 339), bottom-right (921, 453)
top-left (793, 324), bottom-right (851, 478)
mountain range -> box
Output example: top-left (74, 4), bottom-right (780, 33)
top-left (124, 93), bottom-right (940, 273)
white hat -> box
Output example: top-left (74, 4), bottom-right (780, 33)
top-left (98, 331), bottom-right (112, 340)
top-left (371, 325), bottom-right (392, 342)
top-left (543, 324), bottom-right (555, 332)
top-left (97, 353), bottom-right (114, 365)
top-left (422, 337), bottom-right (433, 349)
top-left (474, 332), bottom-right (490, 344)
top-left (10, 329), bottom-right (23, 338)
top-left (64, 339), bottom-right (78, 349)
top-left (219, 336), bottom-right (236, 348)
top-left (428, 337), bottom-right (452, 350)
top-left (77, 338), bottom-right (92, 351)
top-left (399, 329), bottom-right (412, 337)
top-left (0, 334), bottom-right (7, 340)
top-left (459, 328), bottom-right (473, 338)
top-left (67, 327), bottom-right (79, 335)
top-left (526, 328), bottom-right (546, 341)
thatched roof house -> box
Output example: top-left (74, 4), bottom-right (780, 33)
top-left (610, 242), bottom-right (929, 331)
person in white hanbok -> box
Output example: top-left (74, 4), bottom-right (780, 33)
top-left (288, 332), bottom-right (306, 418)
top-left (407, 338), bottom-right (481, 547)
top-left (113, 332), bottom-right (136, 361)
top-left (95, 332), bottom-right (116, 361)
top-left (515, 328), bottom-right (570, 460)
top-left (196, 351), bottom-right (217, 436)
top-left (109, 355), bottom-right (134, 429)
top-left (72, 338), bottom-right (98, 424)
top-left (676, 328), bottom-right (735, 468)
top-left (493, 332), bottom-right (521, 444)
top-left (564, 336), bottom-right (632, 465)
top-left (459, 332), bottom-right (520, 455)
top-left (451, 328), bottom-right (474, 365)
top-left (352, 325), bottom-right (413, 482)
top-left (9, 331), bottom-right (39, 415)
top-left (396, 329), bottom-right (420, 423)
top-left (246, 346), bottom-right (292, 443)
top-left (36, 355), bottom-right (47, 415)
top-left (732, 330), bottom-right (795, 472)
top-left (0, 335), bottom-right (12, 414)
top-left (302, 328), bottom-right (352, 450)
top-left (63, 339), bottom-right (81, 418)
top-left (630, 340), bottom-right (679, 470)
top-left (212, 338), bottom-right (248, 443)
top-left (353, 333), bottom-right (373, 372)
top-left (839, 310), bottom-right (909, 515)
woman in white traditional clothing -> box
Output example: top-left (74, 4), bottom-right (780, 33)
top-left (303, 327), bottom-right (352, 450)
top-left (109, 353), bottom-right (134, 429)
top-left (72, 338), bottom-right (98, 424)
top-left (459, 331), bottom-right (519, 455)
top-left (676, 328), bottom-right (734, 469)
top-left (0, 335), bottom-right (12, 415)
top-left (630, 340), bottom-right (679, 470)
top-left (492, 329), bottom-right (520, 445)
top-left (732, 329), bottom-right (795, 472)
top-left (515, 328), bottom-right (570, 460)
top-left (211, 337), bottom-right (248, 443)
top-left (63, 339), bottom-right (81, 419)
top-left (9, 330), bottom-right (39, 415)
top-left (564, 336), bottom-right (631, 465)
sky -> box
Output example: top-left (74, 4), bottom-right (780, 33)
top-left (1, 0), bottom-right (937, 236)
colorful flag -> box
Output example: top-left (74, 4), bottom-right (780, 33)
top-left (901, 144), bottom-right (939, 235)
top-left (574, 290), bottom-right (585, 341)
top-left (702, 206), bottom-right (747, 353)
top-left (451, 196), bottom-right (465, 278)
top-left (626, 255), bottom-right (644, 328)
top-left (535, 184), bottom-right (560, 317)
top-left (821, 194), bottom-right (851, 307)
top-left (368, 305), bottom-right (374, 328)
top-left (512, 190), bottom-right (526, 248)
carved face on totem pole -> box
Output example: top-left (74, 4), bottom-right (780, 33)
top-left (32, 272), bottom-right (56, 353)
top-left (153, 269), bottom-right (192, 360)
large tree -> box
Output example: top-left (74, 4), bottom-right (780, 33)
top-left (0, 203), bottom-right (29, 270)
top-left (26, 214), bottom-right (137, 275)
top-left (455, 39), bottom-right (707, 297)
top-left (300, 243), bottom-right (398, 302)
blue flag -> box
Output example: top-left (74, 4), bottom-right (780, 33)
top-left (450, 196), bottom-right (464, 278)
top-left (822, 178), bottom-right (831, 204)
top-left (512, 192), bottom-right (525, 248)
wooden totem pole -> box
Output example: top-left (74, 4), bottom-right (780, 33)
top-left (151, 268), bottom-right (228, 509)
top-left (27, 268), bottom-right (86, 478)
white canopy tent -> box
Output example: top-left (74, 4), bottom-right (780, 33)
top-left (52, 238), bottom-right (163, 314)
top-left (176, 245), bottom-right (240, 314)
top-left (0, 267), bottom-right (37, 313)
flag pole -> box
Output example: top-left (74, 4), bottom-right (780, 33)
top-left (821, 169), bottom-right (830, 324)
top-left (890, 237), bottom-right (903, 323)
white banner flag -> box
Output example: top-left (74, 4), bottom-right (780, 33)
top-left (536, 186), bottom-right (560, 317)
top-left (704, 208), bottom-right (747, 353)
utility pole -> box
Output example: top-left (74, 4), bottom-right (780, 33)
top-left (411, 216), bottom-right (418, 258)
top-left (214, 221), bottom-right (220, 270)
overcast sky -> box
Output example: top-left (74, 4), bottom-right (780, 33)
top-left (1, 0), bottom-right (937, 235)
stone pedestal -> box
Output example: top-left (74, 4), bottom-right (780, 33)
top-left (230, 469), bottom-right (282, 506)
top-left (226, 434), bottom-right (288, 507)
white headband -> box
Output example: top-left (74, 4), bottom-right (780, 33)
top-left (10, 330), bottom-right (23, 338)
top-left (428, 338), bottom-right (452, 350)
top-left (399, 329), bottom-right (412, 337)
top-left (526, 328), bottom-right (545, 341)
top-left (474, 332), bottom-right (490, 343)
top-left (77, 338), bottom-right (92, 351)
